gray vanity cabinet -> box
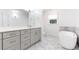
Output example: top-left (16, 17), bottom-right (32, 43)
top-left (0, 33), bottom-right (2, 50)
top-left (0, 27), bottom-right (41, 50)
top-left (31, 28), bottom-right (41, 45)
top-left (20, 29), bottom-right (31, 50)
top-left (3, 31), bottom-right (20, 50)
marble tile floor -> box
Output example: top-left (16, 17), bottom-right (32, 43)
top-left (28, 35), bottom-right (67, 50)
top-left (28, 35), bottom-right (79, 50)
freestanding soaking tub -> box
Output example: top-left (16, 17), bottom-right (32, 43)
top-left (59, 31), bottom-right (77, 49)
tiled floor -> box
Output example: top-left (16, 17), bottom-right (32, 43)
top-left (28, 35), bottom-right (66, 50)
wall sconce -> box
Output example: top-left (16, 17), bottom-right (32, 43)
top-left (11, 10), bottom-right (19, 18)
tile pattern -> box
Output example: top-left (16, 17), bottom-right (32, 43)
top-left (28, 35), bottom-right (66, 50)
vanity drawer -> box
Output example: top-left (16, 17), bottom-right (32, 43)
top-left (4, 44), bottom-right (20, 50)
top-left (3, 36), bottom-right (20, 49)
top-left (31, 37), bottom-right (40, 45)
top-left (21, 29), bottom-right (30, 35)
top-left (21, 39), bottom-right (30, 50)
top-left (31, 28), bottom-right (41, 44)
top-left (0, 33), bottom-right (2, 40)
top-left (31, 28), bottom-right (41, 38)
top-left (31, 28), bottom-right (41, 34)
top-left (3, 31), bottom-right (20, 39)
top-left (21, 34), bottom-right (30, 41)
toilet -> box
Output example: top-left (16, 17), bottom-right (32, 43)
top-left (59, 31), bottom-right (77, 49)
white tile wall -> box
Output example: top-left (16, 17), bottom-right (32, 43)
top-left (0, 11), bottom-right (3, 27)
top-left (0, 10), bottom-right (28, 27)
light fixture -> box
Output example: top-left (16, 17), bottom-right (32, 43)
top-left (11, 10), bottom-right (19, 18)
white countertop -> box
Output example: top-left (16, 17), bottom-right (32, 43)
top-left (0, 26), bottom-right (41, 32)
top-left (0, 27), bottom-right (29, 32)
top-left (30, 26), bottom-right (41, 29)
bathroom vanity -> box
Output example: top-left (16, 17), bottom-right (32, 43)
top-left (3, 30), bottom-right (20, 50)
top-left (20, 29), bottom-right (31, 50)
top-left (31, 27), bottom-right (41, 45)
top-left (0, 33), bottom-right (2, 49)
top-left (0, 27), bottom-right (41, 50)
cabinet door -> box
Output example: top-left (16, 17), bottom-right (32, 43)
top-left (21, 29), bottom-right (30, 35)
top-left (35, 28), bottom-right (41, 41)
top-left (31, 28), bottom-right (41, 45)
top-left (0, 33), bottom-right (2, 50)
top-left (4, 44), bottom-right (20, 50)
top-left (21, 30), bottom-right (31, 50)
top-left (21, 34), bottom-right (30, 42)
top-left (31, 29), bottom-right (36, 44)
top-left (3, 31), bottom-right (20, 39)
top-left (21, 39), bottom-right (30, 50)
top-left (3, 36), bottom-right (20, 50)
top-left (0, 40), bottom-right (2, 50)
top-left (0, 33), bottom-right (2, 39)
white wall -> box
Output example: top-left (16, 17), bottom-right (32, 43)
top-left (9, 10), bottom-right (28, 27)
top-left (42, 9), bottom-right (59, 37)
top-left (0, 9), bottom-right (28, 27)
top-left (2, 10), bottom-right (10, 27)
top-left (0, 9), bottom-right (43, 28)
top-left (1, 9), bottom-right (79, 37)
top-left (0, 11), bottom-right (3, 27)
top-left (29, 10), bottom-right (43, 27)
top-left (75, 10), bottom-right (79, 27)
top-left (58, 9), bottom-right (79, 27)
top-left (42, 9), bottom-right (79, 37)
